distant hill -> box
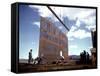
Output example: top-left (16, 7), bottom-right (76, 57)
top-left (19, 59), bottom-right (28, 63)
top-left (69, 55), bottom-right (80, 60)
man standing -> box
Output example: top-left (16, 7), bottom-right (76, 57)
top-left (28, 49), bottom-right (33, 64)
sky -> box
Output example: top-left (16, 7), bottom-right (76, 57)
top-left (19, 4), bottom-right (96, 59)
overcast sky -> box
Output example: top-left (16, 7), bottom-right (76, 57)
top-left (19, 4), bottom-right (96, 59)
